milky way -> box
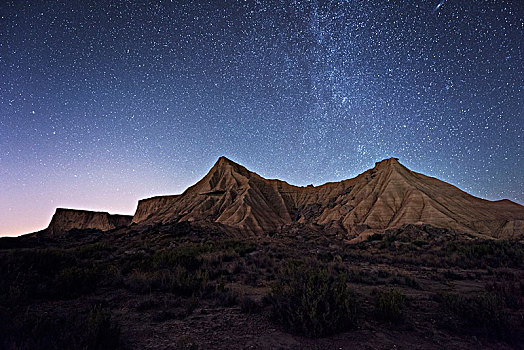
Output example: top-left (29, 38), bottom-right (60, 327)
top-left (0, 0), bottom-right (522, 235)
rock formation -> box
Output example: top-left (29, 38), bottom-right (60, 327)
top-left (132, 157), bottom-right (524, 239)
top-left (45, 208), bottom-right (132, 236)
top-left (133, 195), bottom-right (180, 223)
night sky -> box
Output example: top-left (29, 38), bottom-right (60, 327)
top-left (1, 0), bottom-right (523, 236)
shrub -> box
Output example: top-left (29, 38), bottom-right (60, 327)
top-left (126, 270), bottom-right (154, 294)
top-left (19, 248), bottom-right (76, 275)
top-left (87, 305), bottom-right (120, 350)
top-left (347, 268), bottom-right (377, 285)
top-left (443, 269), bottom-right (463, 280)
top-left (0, 305), bottom-right (121, 350)
top-left (215, 288), bottom-right (238, 307)
top-left (379, 234), bottom-right (398, 249)
top-left (240, 295), bottom-right (261, 314)
top-left (152, 248), bottom-right (203, 270)
top-left (1, 311), bottom-right (81, 349)
top-left (446, 241), bottom-right (524, 268)
top-left (126, 267), bottom-right (207, 296)
top-left (486, 280), bottom-right (522, 310)
top-left (74, 243), bottom-right (112, 260)
top-left (403, 275), bottom-right (421, 289)
top-left (158, 267), bottom-right (207, 296)
top-left (268, 261), bottom-right (357, 338)
top-left (220, 240), bottom-right (256, 256)
top-left (374, 288), bottom-right (404, 322)
top-left (0, 248), bottom-right (75, 284)
top-left (367, 233), bottom-right (383, 241)
top-left (54, 266), bottom-right (100, 298)
top-left (437, 291), bottom-right (515, 341)
top-left (377, 269), bottom-right (391, 278)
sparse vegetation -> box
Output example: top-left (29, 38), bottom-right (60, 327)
top-left (486, 279), bottom-right (523, 310)
top-left (446, 240), bottom-right (524, 268)
top-left (268, 260), bottom-right (357, 337)
top-left (437, 291), bottom-right (513, 340)
top-left (1, 224), bottom-right (523, 348)
top-left (87, 305), bottom-right (121, 350)
top-left (374, 288), bottom-right (404, 322)
top-left (390, 273), bottom-right (421, 289)
top-left (0, 304), bottom-right (120, 350)
top-left (240, 295), bottom-right (261, 314)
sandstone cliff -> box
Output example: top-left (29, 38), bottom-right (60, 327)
top-left (46, 208), bottom-right (132, 236)
top-left (132, 157), bottom-right (524, 239)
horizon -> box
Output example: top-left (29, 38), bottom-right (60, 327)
top-left (1, 1), bottom-right (523, 236)
top-left (3, 155), bottom-right (523, 237)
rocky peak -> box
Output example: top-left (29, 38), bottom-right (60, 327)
top-left (131, 156), bottom-right (524, 239)
top-left (210, 156), bottom-right (251, 175)
top-left (195, 157), bottom-right (254, 193)
top-left (373, 157), bottom-right (404, 171)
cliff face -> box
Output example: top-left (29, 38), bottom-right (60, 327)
top-left (132, 195), bottom-right (180, 223)
top-left (46, 208), bottom-right (132, 236)
top-left (131, 157), bottom-right (524, 239)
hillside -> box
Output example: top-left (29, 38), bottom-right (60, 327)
top-left (132, 157), bottom-right (524, 239)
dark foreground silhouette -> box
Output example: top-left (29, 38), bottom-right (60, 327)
top-left (1, 222), bottom-right (522, 349)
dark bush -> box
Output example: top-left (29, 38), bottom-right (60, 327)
top-left (87, 305), bottom-right (121, 350)
top-left (374, 288), bottom-right (404, 322)
top-left (377, 269), bottom-right (391, 278)
top-left (1, 311), bottom-right (81, 349)
top-left (367, 233), bottom-right (383, 241)
top-left (14, 248), bottom-right (76, 275)
top-left (446, 240), bottom-right (524, 268)
top-left (268, 260), bottom-right (357, 338)
top-left (347, 268), bottom-right (377, 285)
top-left (54, 266), bottom-right (100, 298)
top-left (74, 243), bottom-right (112, 260)
top-left (486, 280), bottom-right (522, 310)
top-left (437, 291), bottom-right (512, 340)
top-left (220, 240), bottom-right (256, 256)
top-left (403, 275), bottom-right (421, 289)
top-left (152, 248), bottom-right (203, 270)
top-left (215, 288), bottom-right (238, 307)
top-left (126, 267), bottom-right (207, 296)
top-left (443, 269), bottom-right (463, 280)
top-left (0, 305), bottom-right (121, 350)
top-left (0, 248), bottom-right (106, 302)
top-left (240, 295), bottom-right (261, 314)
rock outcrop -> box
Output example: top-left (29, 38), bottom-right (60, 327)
top-left (132, 157), bottom-right (524, 239)
top-left (46, 208), bottom-right (132, 236)
top-left (133, 195), bottom-right (180, 223)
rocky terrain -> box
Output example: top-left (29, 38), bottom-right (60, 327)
top-left (1, 157), bottom-right (523, 349)
top-left (43, 208), bottom-right (132, 236)
top-left (133, 157), bottom-right (524, 239)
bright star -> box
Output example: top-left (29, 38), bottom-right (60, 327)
top-left (433, 0), bottom-right (447, 13)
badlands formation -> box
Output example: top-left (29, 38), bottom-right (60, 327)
top-left (45, 208), bottom-right (132, 236)
top-left (44, 157), bottom-right (524, 240)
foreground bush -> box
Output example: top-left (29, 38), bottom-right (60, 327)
top-left (87, 305), bottom-right (121, 350)
top-left (268, 261), bottom-right (357, 338)
top-left (126, 267), bottom-right (207, 296)
top-left (486, 279), bottom-right (523, 310)
top-left (0, 304), bottom-right (121, 350)
top-left (374, 288), bottom-right (404, 322)
top-left (438, 292), bottom-right (509, 337)
top-left (446, 241), bottom-right (524, 268)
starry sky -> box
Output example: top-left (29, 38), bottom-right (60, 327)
top-left (0, 0), bottom-right (523, 236)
